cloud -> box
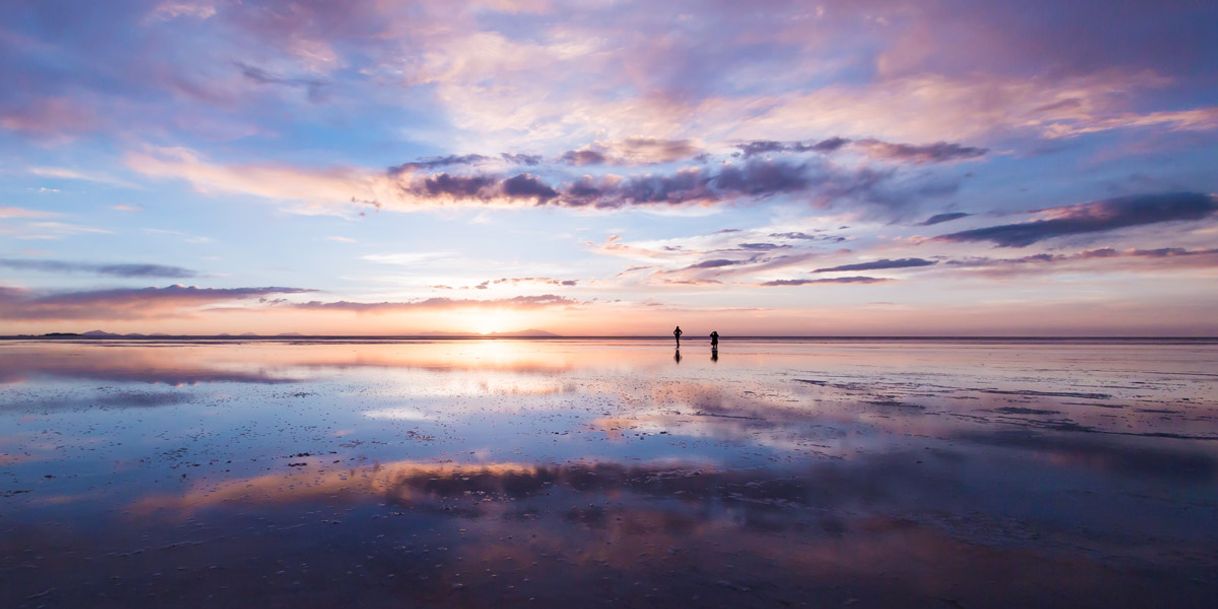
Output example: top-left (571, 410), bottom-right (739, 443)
top-left (289, 294), bottom-right (580, 313)
top-left (564, 159), bottom-right (820, 209)
top-left (501, 173), bottom-right (559, 201)
top-left (389, 154), bottom-right (490, 171)
top-left (0, 97), bottom-right (95, 138)
top-left (500, 152), bottom-right (543, 166)
top-left (854, 140), bottom-right (987, 164)
top-left (944, 247), bottom-right (1218, 277)
top-left (687, 259), bottom-right (744, 269)
top-left (234, 61), bottom-right (327, 102)
top-left (27, 167), bottom-right (140, 189)
top-left (0, 258), bottom-right (198, 278)
top-left (560, 138), bottom-right (701, 166)
top-left (735, 137), bottom-right (985, 165)
top-left (126, 147), bottom-right (389, 214)
top-left (0, 219), bottom-right (111, 240)
top-left (935, 192), bottom-right (1218, 247)
top-left (130, 145), bottom-right (953, 215)
top-left (736, 137), bottom-right (850, 157)
top-left (760, 276), bottom-right (891, 286)
top-left (361, 251), bottom-right (453, 265)
top-left (490, 277), bottom-right (578, 287)
top-left (0, 206), bottom-right (57, 219)
top-left (0, 285), bottom-right (313, 320)
top-left (769, 231), bottom-right (845, 243)
top-left (737, 242), bottom-right (790, 251)
top-left (919, 212), bottom-right (971, 226)
top-left (814, 258), bottom-right (938, 273)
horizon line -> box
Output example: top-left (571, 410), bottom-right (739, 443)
top-left (4, 334), bottom-right (1218, 341)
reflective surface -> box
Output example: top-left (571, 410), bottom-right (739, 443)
top-left (2, 339), bottom-right (1217, 608)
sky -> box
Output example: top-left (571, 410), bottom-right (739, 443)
top-left (1, 0), bottom-right (1217, 336)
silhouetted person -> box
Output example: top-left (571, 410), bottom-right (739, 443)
top-left (710, 330), bottom-right (719, 348)
top-left (674, 348), bottom-right (682, 364)
top-left (673, 325), bottom-right (683, 347)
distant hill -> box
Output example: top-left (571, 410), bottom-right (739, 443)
top-left (33, 329), bottom-right (561, 339)
top-left (489, 329), bottom-right (560, 337)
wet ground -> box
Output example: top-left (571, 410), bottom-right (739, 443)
top-left (1, 338), bottom-right (1216, 608)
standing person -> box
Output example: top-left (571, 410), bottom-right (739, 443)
top-left (673, 325), bottom-right (683, 347)
top-left (710, 330), bottom-right (719, 348)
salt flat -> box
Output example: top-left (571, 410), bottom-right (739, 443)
top-left (2, 339), bottom-right (1216, 608)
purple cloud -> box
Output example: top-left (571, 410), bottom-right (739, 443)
top-left (0, 259), bottom-right (198, 279)
top-left (391, 154), bottom-right (491, 171)
top-left (501, 174), bottom-right (559, 201)
top-left (936, 192), bottom-right (1218, 247)
top-left (856, 140), bottom-right (987, 164)
top-left (920, 212), bottom-right (972, 226)
top-left (815, 258), bottom-right (938, 273)
top-left (761, 276), bottom-right (891, 286)
top-left (945, 247), bottom-right (1218, 276)
top-left (735, 137), bottom-right (851, 157)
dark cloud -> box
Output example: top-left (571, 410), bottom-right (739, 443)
top-left (0, 285), bottom-right (313, 320)
top-left (811, 137), bottom-right (852, 152)
top-left (501, 173), bottom-right (559, 201)
top-left (688, 259), bottom-right (743, 269)
top-left (919, 212), bottom-right (972, 226)
top-left (387, 155), bottom-right (952, 210)
top-left (390, 154), bottom-right (490, 172)
top-left (563, 168), bottom-right (712, 207)
top-left (736, 137), bottom-right (850, 157)
top-left (737, 242), bottom-right (789, 251)
top-left (945, 247), bottom-right (1218, 275)
top-left (568, 160), bottom-right (814, 208)
top-left (936, 192), bottom-right (1218, 247)
top-left (815, 258), bottom-right (938, 273)
top-left (856, 140), bottom-right (987, 164)
top-left (560, 149), bottom-right (608, 166)
top-left (735, 137), bottom-right (983, 165)
top-left (761, 276), bottom-right (891, 286)
top-left (0, 259), bottom-right (198, 278)
top-left (769, 231), bottom-right (845, 243)
top-left (713, 160), bottom-right (809, 194)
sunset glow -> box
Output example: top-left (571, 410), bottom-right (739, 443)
top-left (1, 1), bottom-right (1216, 336)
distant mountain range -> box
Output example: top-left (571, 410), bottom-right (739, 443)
top-left (27, 329), bottom-right (562, 339)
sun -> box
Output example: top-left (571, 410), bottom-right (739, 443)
top-left (472, 309), bottom-right (510, 335)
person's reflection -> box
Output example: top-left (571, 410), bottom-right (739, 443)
top-left (711, 347), bottom-right (718, 362)
top-left (674, 348), bottom-right (682, 364)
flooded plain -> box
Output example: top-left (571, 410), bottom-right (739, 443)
top-left (1, 338), bottom-right (1216, 608)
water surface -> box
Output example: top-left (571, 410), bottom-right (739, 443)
top-left (2, 339), bottom-right (1217, 608)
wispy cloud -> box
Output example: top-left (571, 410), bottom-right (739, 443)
top-left (0, 206), bottom-right (57, 220)
top-left (919, 212), bottom-right (971, 226)
top-left (289, 294), bottom-right (580, 313)
top-left (943, 247), bottom-right (1218, 277)
top-left (0, 258), bottom-right (198, 278)
top-left (761, 276), bottom-right (891, 286)
top-left (0, 285), bottom-right (312, 320)
top-left (27, 167), bottom-right (140, 189)
top-left (814, 258), bottom-right (938, 273)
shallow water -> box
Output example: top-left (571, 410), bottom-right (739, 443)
top-left (2, 338), bottom-right (1216, 608)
